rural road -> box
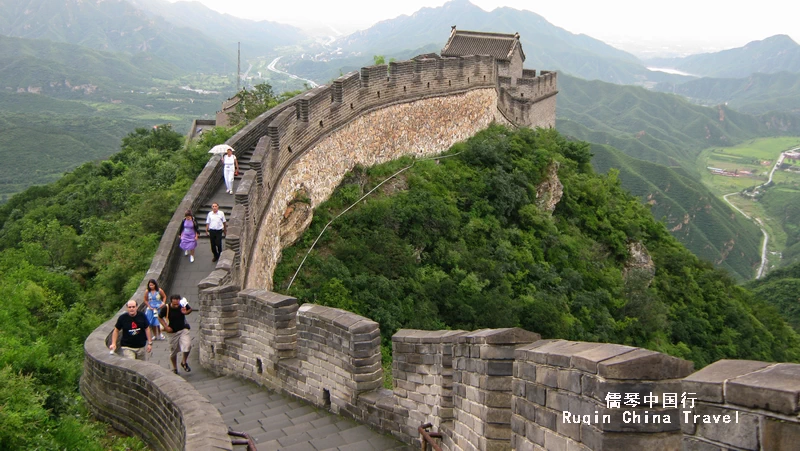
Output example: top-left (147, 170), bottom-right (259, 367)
top-left (722, 192), bottom-right (769, 278)
top-left (267, 56), bottom-right (319, 88)
top-left (722, 148), bottom-right (798, 278)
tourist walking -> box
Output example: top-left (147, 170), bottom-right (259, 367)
top-left (158, 294), bottom-right (193, 374)
top-left (222, 147), bottom-right (239, 194)
top-left (109, 300), bottom-right (153, 360)
top-left (206, 202), bottom-right (226, 262)
top-left (179, 209), bottom-right (199, 263)
top-left (144, 279), bottom-right (167, 341)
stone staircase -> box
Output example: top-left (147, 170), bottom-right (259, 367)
top-left (195, 144), bottom-right (254, 237)
top-left (158, 141), bottom-right (410, 451)
top-left (193, 376), bottom-right (407, 450)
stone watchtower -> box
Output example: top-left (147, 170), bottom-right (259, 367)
top-left (441, 26), bottom-right (557, 127)
top-left (442, 27), bottom-right (525, 83)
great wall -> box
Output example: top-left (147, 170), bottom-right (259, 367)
top-left (81, 30), bottom-right (799, 450)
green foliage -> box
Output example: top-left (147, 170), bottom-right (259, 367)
top-left (0, 124), bottom-right (214, 449)
top-left (746, 261), bottom-right (800, 334)
top-left (588, 141), bottom-right (763, 280)
top-left (227, 83), bottom-right (304, 125)
top-left (276, 125), bottom-right (800, 369)
top-left (0, 34), bottom-right (234, 200)
top-left (760, 188), bottom-right (800, 267)
top-left (653, 71), bottom-right (800, 115)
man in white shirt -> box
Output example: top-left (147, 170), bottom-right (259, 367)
top-left (205, 202), bottom-right (226, 262)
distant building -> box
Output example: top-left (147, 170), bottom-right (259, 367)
top-left (216, 95), bottom-right (241, 127)
top-left (441, 27), bottom-right (525, 85)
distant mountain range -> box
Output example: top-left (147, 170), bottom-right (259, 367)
top-left (646, 35), bottom-right (800, 78)
top-left (127, 0), bottom-right (306, 57)
top-left (284, 0), bottom-right (683, 86)
top-left (557, 74), bottom-right (800, 168)
top-left (0, 34), bottom-right (180, 97)
top-left (0, 0), bottom-right (236, 73)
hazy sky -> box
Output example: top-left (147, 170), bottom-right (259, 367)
top-left (171, 0), bottom-right (799, 49)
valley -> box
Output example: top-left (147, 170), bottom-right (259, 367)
top-left (700, 138), bottom-right (800, 273)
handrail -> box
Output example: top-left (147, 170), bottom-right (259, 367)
top-left (228, 429), bottom-right (257, 451)
top-left (418, 423), bottom-right (443, 451)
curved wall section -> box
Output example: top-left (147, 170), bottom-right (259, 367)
top-left (81, 317), bottom-right (231, 451)
top-left (246, 87), bottom-right (502, 289)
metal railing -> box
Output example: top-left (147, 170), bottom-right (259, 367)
top-left (228, 429), bottom-right (257, 450)
top-left (418, 423), bottom-right (443, 451)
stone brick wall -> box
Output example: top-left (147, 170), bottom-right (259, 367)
top-left (393, 330), bottom-right (468, 432)
top-left (511, 340), bottom-right (694, 451)
top-left (681, 360), bottom-right (800, 450)
top-left (446, 329), bottom-right (541, 451)
top-left (80, 137), bottom-right (236, 450)
top-left (284, 304), bottom-right (384, 411)
top-left (219, 54), bottom-right (559, 290)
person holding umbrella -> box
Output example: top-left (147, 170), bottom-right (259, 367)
top-left (222, 147), bottom-right (239, 194)
top-left (208, 144), bottom-right (239, 195)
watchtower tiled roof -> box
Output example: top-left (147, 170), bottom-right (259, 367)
top-left (440, 27), bottom-right (525, 62)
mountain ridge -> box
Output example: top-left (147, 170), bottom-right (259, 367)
top-left (297, 0), bottom-right (675, 85)
top-left (0, 0), bottom-right (235, 73)
top-left (646, 34), bottom-right (800, 78)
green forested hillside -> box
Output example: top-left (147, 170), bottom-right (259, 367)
top-left (0, 34), bottom-right (182, 96)
top-left (0, 0), bottom-right (236, 73)
top-left (557, 74), bottom-right (800, 169)
top-left (0, 35), bottom-right (232, 199)
top-left (652, 71), bottom-right (800, 115)
top-left (586, 140), bottom-right (762, 280)
top-left (556, 74), bottom-right (800, 279)
top-left (760, 188), bottom-right (800, 266)
top-left (746, 261), bottom-right (800, 333)
top-left (0, 124), bottom-right (230, 449)
top-left (275, 125), bottom-right (799, 368)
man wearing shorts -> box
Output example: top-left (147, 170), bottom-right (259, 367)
top-left (110, 300), bottom-right (153, 360)
top-left (158, 294), bottom-right (193, 374)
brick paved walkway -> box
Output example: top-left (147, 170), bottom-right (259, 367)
top-left (150, 165), bottom-right (408, 450)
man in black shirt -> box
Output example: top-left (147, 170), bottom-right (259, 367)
top-left (110, 300), bottom-right (153, 360)
top-left (159, 294), bottom-right (193, 374)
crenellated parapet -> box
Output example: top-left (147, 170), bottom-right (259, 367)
top-left (192, 263), bottom-right (800, 450)
top-left (229, 50), bottom-right (555, 289)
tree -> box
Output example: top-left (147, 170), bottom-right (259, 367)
top-left (228, 83), bottom-right (304, 125)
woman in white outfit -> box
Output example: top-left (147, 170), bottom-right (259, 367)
top-left (222, 147), bottom-right (239, 194)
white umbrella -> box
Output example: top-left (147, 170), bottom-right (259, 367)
top-left (209, 144), bottom-right (234, 155)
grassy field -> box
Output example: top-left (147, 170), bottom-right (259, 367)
top-left (698, 137), bottom-right (800, 194)
top-left (698, 137), bottom-right (800, 273)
